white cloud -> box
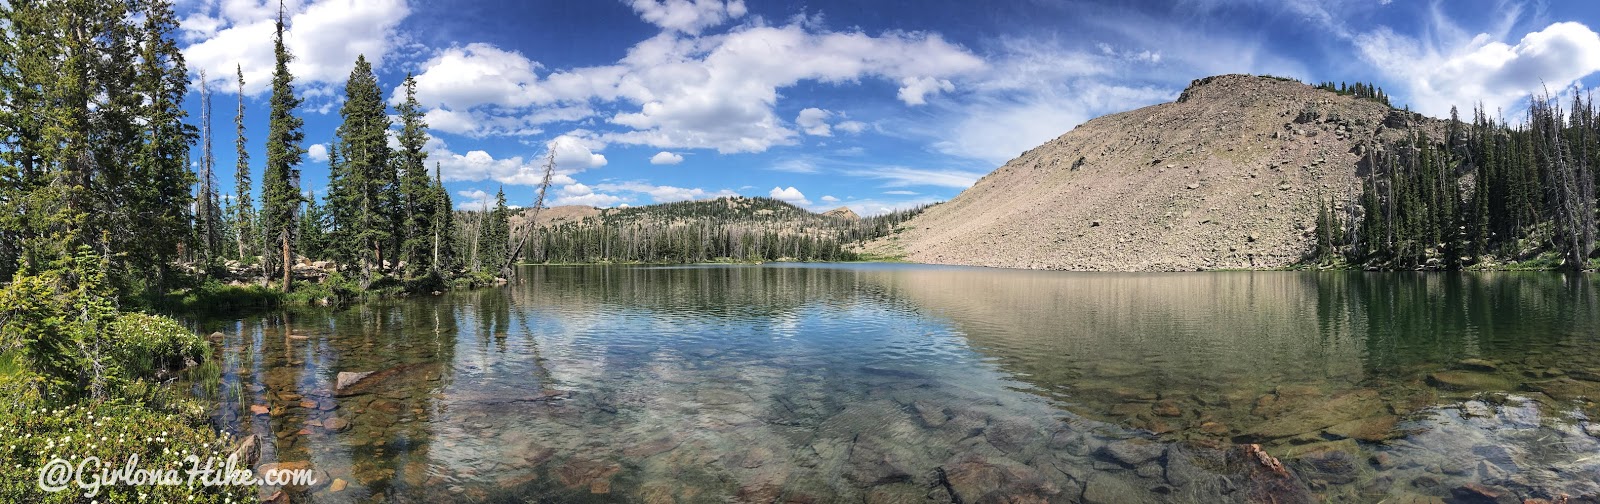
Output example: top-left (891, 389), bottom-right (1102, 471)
top-left (593, 181), bottom-right (737, 203)
top-left (897, 76), bottom-right (955, 105)
top-left (835, 120), bottom-right (868, 134)
top-left (769, 158), bottom-right (819, 173)
top-left (306, 143), bottom-right (329, 162)
top-left (183, 0), bottom-right (411, 96)
top-left (1358, 21), bottom-right (1600, 117)
top-left (848, 166), bottom-right (985, 189)
top-left (768, 186), bottom-right (810, 205)
top-left (548, 135), bottom-right (609, 170)
top-left (649, 151), bottom-right (685, 165)
top-left (883, 190), bottom-right (918, 195)
top-left (403, 20), bottom-right (985, 152)
top-left (923, 38), bottom-right (1175, 164)
top-left (795, 107), bottom-right (832, 136)
top-left (456, 189), bottom-right (497, 210)
top-left (627, 0), bottom-right (747, 35)
top-left (820, 195), bottom-right (839, 203)
top-left (551, 183), bottom-right (625, 207)
top-left (431, 145), bottom-right (577, 188)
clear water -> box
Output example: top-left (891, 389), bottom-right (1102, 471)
top-left (184, 264), bottom-right (1600, 502)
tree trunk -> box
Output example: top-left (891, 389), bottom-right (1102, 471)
top-left (281, 232), bottom-right (291, 291)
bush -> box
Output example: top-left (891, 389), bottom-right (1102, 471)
top-left (0, 385), bottom-right (254, 504)
top-left (107, 314), bottom-right (209, 381)
top-left (162, 281), bottom-right (282, 314)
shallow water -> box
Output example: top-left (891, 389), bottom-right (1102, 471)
top-left (185, 264), bottom-right (1600, 502)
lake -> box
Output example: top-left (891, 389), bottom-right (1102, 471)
top-left (185, 264), bottom-right (1600, 503)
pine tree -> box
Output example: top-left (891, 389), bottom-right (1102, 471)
top-left (396, 73), bottom-right (435, 278)
top-left (328, 55), bottom-right (390, 284)
top-left (261, 3), bottom-right (304, 291)
top-left (477, 187), bottom-right (510, 273)
top-left (130, 0), bottom-right (198, 295)
top-left (298, 192), bottom-right (329, 261)
top-left (233, 65), bottom-right (257, 268)
top-left (431, 163), bottom-right (457, 273)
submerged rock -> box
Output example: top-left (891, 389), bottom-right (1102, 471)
top-left (1095, 439), bottom-right (1164, 467)
top-left (1426, 371), bottom-right (1514, 392)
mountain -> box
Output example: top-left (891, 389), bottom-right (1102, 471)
top-left (871, 74), bottom-right (1449, 271)
top-left (822, 206), bottom-right (861, 220)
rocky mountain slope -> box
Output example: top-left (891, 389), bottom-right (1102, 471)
top-left (871, 74), bottom-right (1448, 271)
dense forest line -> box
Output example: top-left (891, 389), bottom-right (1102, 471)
top-left (1311, 96), bottom-right (1599, 270)
top-left (525, 197), bottom-right (927, 263)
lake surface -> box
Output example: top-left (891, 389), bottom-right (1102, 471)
top-left (184, 264), bottom-right (1600, 503)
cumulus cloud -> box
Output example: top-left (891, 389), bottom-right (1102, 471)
top-left (820, 195), bottom-right (839, 203)
top-left (897, 76), bottom-right (955, 105)
top-left (1358, 21), bottom-right (1600, 117)
top-left (401, 18), bottom-right (985, 153)
top-left (649, 151), bottom-right (685, 165)
top-left (306, 143), bottom-right (329, 162)
top-left (768, 186), bottom-right (810, 205)
top-left (548, 135), bottom-right (609, 170)
top-left (795, 108), bottom-right (832, 136)
top-left (628, 0), bottom-right (747, 35)
top-left (456, 189), bottom-right (497, 210)
top-left (551, 183), bottom-right (625, 207)
top-left (183, 0), bottom-right (410, 96)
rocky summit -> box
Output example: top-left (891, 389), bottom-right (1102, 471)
top-left (873, 74), bottom-right (1449, 271)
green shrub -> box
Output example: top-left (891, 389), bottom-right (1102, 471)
top-left (0, 385), bottom-right (254, 504)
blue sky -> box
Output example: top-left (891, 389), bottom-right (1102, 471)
top-left (176, 0), bottom-right (1600, 215)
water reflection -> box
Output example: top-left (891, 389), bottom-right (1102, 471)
top-left (184, 265), bottom-right (1600, 502)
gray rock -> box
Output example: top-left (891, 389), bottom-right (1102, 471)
top-left (1096, 439), bottom-right (1164, 468)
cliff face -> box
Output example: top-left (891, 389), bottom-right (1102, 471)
top-left (873, 74), bottom-right (1447, 271)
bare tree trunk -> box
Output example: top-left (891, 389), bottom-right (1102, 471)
top-left (501, 149), bottom-right (556, 278)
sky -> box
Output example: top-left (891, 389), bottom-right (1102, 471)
top-left (175, 0), bottom-right (1600, 215)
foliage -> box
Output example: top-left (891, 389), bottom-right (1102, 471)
top-left (326, 55), bottom-right (391, 284)
top-left (1315, 81), bottom-right (1392, 107)
top-left (520, 197), bottom-right (929, 264)
top-left (1330, 94), bottom-right (1598, 271)
top-left (397, 73), bottom-right (442, 279)
top-left (0, 387), bottom-right (253, 504)
top-left (261, 5), bottom-right (303, 291)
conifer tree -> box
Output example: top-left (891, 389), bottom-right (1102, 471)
top-left (431, 163), bottom-right (457, 273)
top-left (328, 55), bottom-right (390, 284)
top-left (130, 0), bottom-right (198, 295)
top-left (477, 187), bottom-right (510, 273)
top-left (262, 3), bottom-right (304, 291)
top-left (233, 65), bottom-right (257, 267)
top-left (396, 73), bottom-right (435, 278)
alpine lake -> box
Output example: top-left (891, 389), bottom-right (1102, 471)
top-left (180, 264), bottom-right (1600, 503)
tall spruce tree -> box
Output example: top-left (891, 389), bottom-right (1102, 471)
top-left (233, 65), bottom-right (257, 267)
top-left (431, 163), bottom-right (457, 273)
top-left (328, 55), bottom-right (390, 284)
top-left (477, 187), bottom-right (510, 273)
top-left (130, 0), bottom-right (198, 295)
top-left (262, 3), bottom-right (304, 291)
top-left (396, 73), bottom-right (435, 278)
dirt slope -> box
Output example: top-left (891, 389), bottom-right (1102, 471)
top-left (872, 74), bottom-right (1446, 271)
